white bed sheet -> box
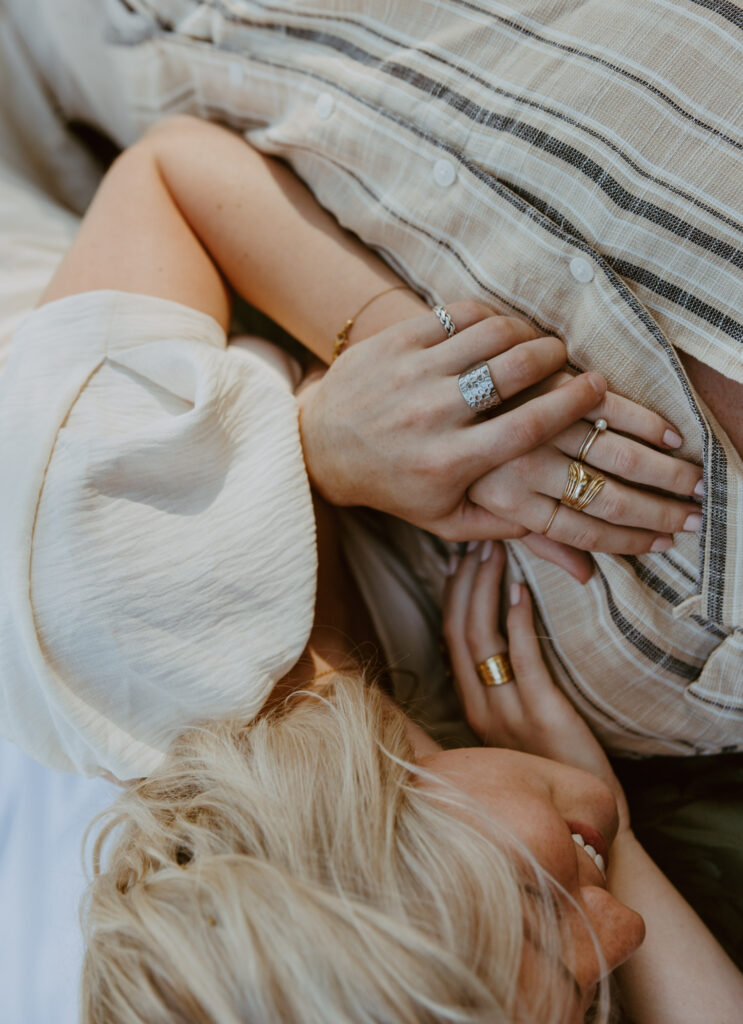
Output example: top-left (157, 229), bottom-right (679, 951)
top-left (0, 738), bottom-right (116, 1024)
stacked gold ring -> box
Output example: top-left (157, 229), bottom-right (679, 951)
top-left (542, 459), bottom-right (607, 535)
top-left (476, 652), bottom-right (515, 686)
top-left (561, 460), bottom-right (606, 510)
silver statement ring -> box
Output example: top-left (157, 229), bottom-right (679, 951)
top-left (433, 305), bottom-right (457, 337)
top-left (458, 362), bottom-right (502, 412)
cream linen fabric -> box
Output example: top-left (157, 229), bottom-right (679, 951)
top-left (0, 290), bottom-right (317, 778)
top-left (4, 0), bottom-right (743, 756)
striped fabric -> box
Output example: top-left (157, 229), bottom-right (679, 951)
top-left (103, 0), bottom-right (743, 756)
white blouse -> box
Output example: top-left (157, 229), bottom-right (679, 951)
top-left (0, 290), bottom-right (317, 779)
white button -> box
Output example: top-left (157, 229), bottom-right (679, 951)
top-left (433, 158), bottom-right (457, 187)
top-left (569, 256), bottom-right (595, 283)
top-left (228, 63), bottom-right (243, 86)
top-left (315, 93), bottom-right (335, 120)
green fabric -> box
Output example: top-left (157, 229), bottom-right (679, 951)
top-left (612, 753), bottom-right (743, 969)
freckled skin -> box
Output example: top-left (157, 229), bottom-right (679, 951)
top-left (420, 748), bottom-right (646, 1017)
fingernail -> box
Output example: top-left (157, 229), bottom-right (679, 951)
top-left (466, 540), bottom-right (479, 553)
top-left (683, 512), bottom-right (703, 532)
top-left (663, 429), bottom-right (683, 449)
top-left (587, 373), bottom-right (606, 398)
top-left (480, 539), bottom-right (493, 562)
top-left (650, 536), bottom-right (673, 552)
top-left (446, 553), bottom-right (459, 576)
top-left (510, 583), bottom-right (521, 606)
top-left (694, 479), bottom-right (705, 498)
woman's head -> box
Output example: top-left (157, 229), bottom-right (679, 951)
top-left (81, 676), bottom-right (640, 1023)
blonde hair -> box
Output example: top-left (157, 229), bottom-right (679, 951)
top-left (81, 675), bottom-right (604, 1023)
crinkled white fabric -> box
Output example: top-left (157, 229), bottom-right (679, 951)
top-left (0, 290), bottom-right (317, 778)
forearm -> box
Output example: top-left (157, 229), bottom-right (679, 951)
top-left (609, 831), bottom-right (743, 1023)
top-left (146, 117), bottom-right (425, 360)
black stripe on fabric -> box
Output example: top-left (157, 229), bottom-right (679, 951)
top-left (235, 0), bottom-right (743, 152)
top-left (685, 688), bottom-right (743, 713)
top-left (508, 551), bottom-right (696, 747)
top-left (620, 556), bottom-right (684, 606)
top-left (254, 18), bottom-right (743, 342)
top-left (621, 556), bottom-right (729, 640)
top-left (449, 0), bottom-right (743, 151)
top-left (660, 551), bottom-right (698, 585)
top-left (593, 565), bottom-right (701, 681)
top-left (225, 0), bottom-right (743, 238)
top-left (158, 6), bottom-right (743, 341)
top-left (609, 260), bottom-right (743, 344)
top-left (690, 614), bottom-right (730, 641)
top-left (688, 0), bottom-right (743, 30)
top-left (706, 435), bottom-right (729, 622)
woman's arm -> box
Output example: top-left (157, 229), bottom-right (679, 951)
top-left (42, 115), bottom-right (425, 357)
top-left (443, 542), bottom-right (743, 1023)
top-left (609, 832), bottom-right (743, 1024)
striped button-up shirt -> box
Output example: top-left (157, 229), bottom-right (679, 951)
top-left (98, 0), bottom-right (743, 755)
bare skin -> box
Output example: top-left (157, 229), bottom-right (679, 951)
top-left (680, 353), bottom-right (743, 459)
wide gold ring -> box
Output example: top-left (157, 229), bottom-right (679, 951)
top-left (577, 417), bottom-right (608, 463)
top-left (561, 460), bottom-right (606, 511)
top-left (476, 652), bottom-right (515, 687)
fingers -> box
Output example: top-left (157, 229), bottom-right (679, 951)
top-left (519, 532), bottom-right (594, 584)
top-left (450, 337), bottom-right (567, 414)
top-left (436, 313), bottom-right (550, 370)
top-left (530, 498), bottom-right (674, 554)
top-left (397, 299), bottom-right (507, 349)
top-left (443, 541), bottom-right (520, 741)
top-left (505, 584), bottom-right (556, 700)
top-left (462, 373), bottom-right (607, 469)
top-left (536, 371), bottom-right (687, 450)
top-left (554, 420), bottom-right (703, 497)
top-left (535, 451), bottom-right (701, 534)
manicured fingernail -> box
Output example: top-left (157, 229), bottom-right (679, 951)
top-left (650, 536), bottom-right (673, 552)
top-left (683, 512), bottom-right (703, 532)
top-left (694, 479), bottom-right (705, 498)
top-left (510, 583), bottom-right (521, 606)
top-left (446, 553), bottom-right (459, 576)
top-left (663, 429), bottom-right (683, 449)
top-left (466, 540), bottom-right (479, 553)
top-left (480, 539), bottom-right (493, 562)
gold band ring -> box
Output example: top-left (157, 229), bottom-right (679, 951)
top-left (476, 652), bottom-right (515, 687)
top-left (577, 418), bottom-right (608, 463)
top-left (561, 460), bottom-right (606, 511)
top-left (542, 501), bottom-right (561, 535)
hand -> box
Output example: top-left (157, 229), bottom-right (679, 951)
top-left (298, 300), bottom-right (701, 571)
top-left (298, 301), bottom-right (608, 544)
top-left (469, 372), bottom-right (703, 555)
top-left (442, 539), bottom-right (630, 832)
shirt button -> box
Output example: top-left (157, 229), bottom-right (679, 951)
top-left (315, 93), bottom-right (335, 120)
top-left (569, 256), bottom-right (595, 283)
top-left (433, 158), bottom-right (457, 187)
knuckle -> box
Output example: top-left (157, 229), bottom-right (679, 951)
top-left (452, 300), bottom-right (494, 326)
top-left (599, 490), bottom-right (628, 522)
top-left (505, 345), bottom-right (539, 385)
top-left (571, 524), bottom-right (602, 551)
top-left (509, 414), bottom-right (544, 452)
top-left (610, 444), bottom-right (639, 479)
top-left (464, 624), bottom-right (481, 651)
